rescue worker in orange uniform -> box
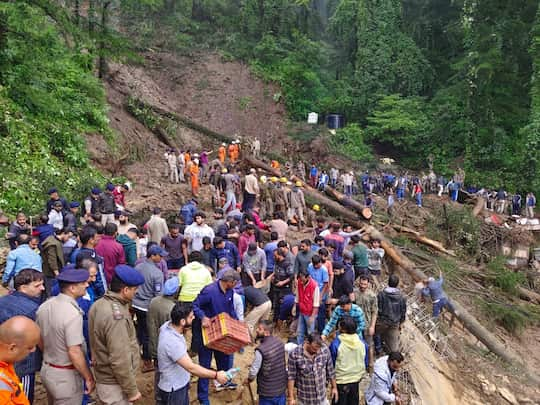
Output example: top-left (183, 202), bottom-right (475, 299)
top-left (190, 158), bottom-right (201, 197)
top-left (218, 143), bottom-right (227, 163)
top-left (0, 316), bottom-right (41, 405)
top-left (228, 142), bottom-right (236, 163)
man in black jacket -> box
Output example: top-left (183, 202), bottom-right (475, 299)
top-left (247, 320), bottom-right (287, 405)
top-left (375, 274), bottom-right (407, 353)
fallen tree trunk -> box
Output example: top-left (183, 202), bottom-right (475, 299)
top-left (388, 223), bottom-right (456, 256)
top-left (323, 186), bottom-right (366, 215)
top-left (125, 97), bottom-right (539, 380)
top-left (363, 224), bottom-right (539, 381)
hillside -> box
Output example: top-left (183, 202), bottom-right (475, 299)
top-left (2, 1), bottom-right (540, 405)
top-left (87, 51), bottom-right (540, 404)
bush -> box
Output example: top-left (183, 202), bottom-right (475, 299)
top-left (329, 124), bottom-right (374, 161)
top-left (487, 257), bottom-right (526, 295)
top-left (0, 2), bottom-right (111, 215)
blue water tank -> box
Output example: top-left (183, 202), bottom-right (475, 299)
top-left (327, 114), bottom-right (345, 129)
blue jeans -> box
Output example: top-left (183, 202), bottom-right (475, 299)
top-left (416, 192), bottom-right (422, 207)
top-left (452, 189), bottom-right (459, 201)
top-left (259, 394), bottom-right (286, 405)
top-left (296, 313), bottom-right (315, 344)
top-left (158, 383), bottom-right (189, 405)
top-left (134, 308), bottom-right (150, 360)
top-left (317, 300), bottom-right (327, 333)
top-left (433, 297), bottom-right (455, 318)
top-left (197, 346), bottom-right (232, 401)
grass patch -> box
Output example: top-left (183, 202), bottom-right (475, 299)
top-left (483, 302), bottom-right (540, 335)
top-left (487, 256), bottom-right (526, 295)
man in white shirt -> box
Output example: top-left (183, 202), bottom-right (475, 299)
top-left (184, 212), bottom-right (215, 253)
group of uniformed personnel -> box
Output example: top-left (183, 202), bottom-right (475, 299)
top-left (35, 265), bottom-right (145, 405)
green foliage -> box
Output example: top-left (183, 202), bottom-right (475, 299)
top-left (0, 1), bottom-right (110, 215)
top-left (426, 204), bottom-right (481, 258)
top-left (329, 124), bottom-right (373, 161)
top-left (483, 302), bottom-right (531, 335)
top-left (237, 96), bottom-right (252, 111)
top-left (365, 95), bottom-right (433, 157)
top-left (486, 257), bottom-right (526, 295)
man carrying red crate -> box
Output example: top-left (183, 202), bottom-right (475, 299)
top-left (192, 269), bottom-right (241, 405)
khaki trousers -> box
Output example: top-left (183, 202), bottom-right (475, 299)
top-left (97, 383), bottom-right (132, 405)
top-left (41, 363), bottom-right (83, 405)
top-left (244, 300), bottom-right (272, 336)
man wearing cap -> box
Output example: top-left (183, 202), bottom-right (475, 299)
top-left (147, 277), bottom-right (179, 402)
top-left (48, 200), bottom-right (65, 230)
top-left (290, 181), bottom-right (306, 229)
top-left (273, 178), bottom-right (288, 213)
top-left (89, 265), bottom-right (144, 405)
top-left (133, 245), bottom-right (167, 372)
top-left (63, 201), bottom-right (80, 233)
top-left (83, 187), bottom-right (101, 223)
top-left (46, 188), bottom-right (69, 213)
top-left (242, 168), bottom-right (259, 212)
top-left (36, 268), bottom-right (95, 404)
top-left (228, 141), bottom-right (236, 163)
top-left (99, 184), bottom-right (116, 225)
top-left (218, 143), bottom-right (226, 163)
top-left (192, 269), bottom-right (241, 404)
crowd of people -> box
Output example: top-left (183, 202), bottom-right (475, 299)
top-left (0, 141), bottom-right (459, 405)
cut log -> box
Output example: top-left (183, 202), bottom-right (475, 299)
top-left (388, 223), bottom-right (456, 256)
top-left (517, 286), bottom-right (540, 305)
top-left (472, 197), bottom-right (486, 217)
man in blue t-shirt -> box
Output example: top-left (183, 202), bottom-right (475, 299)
top-left (307, 254), bottom-right (329, 333)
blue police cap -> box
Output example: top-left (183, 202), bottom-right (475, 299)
top-left (70, 201), bottom-right (80, 208)
top-left (148, 245), bottom-right (169, 257)
top-left (91, 187), bottom-right (102, 195)
top-left (57, 268), bottom-right (90, 283)
top-left (163, 277), bottom-right (179, 296)
top-left (106, 183), bottom-right (115, 191)
top-left (114, 264), bottom-right (145, 286)
top-left (48, 188), bottom-right (58, 195)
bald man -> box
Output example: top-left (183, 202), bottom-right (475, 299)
top-left (0, 316), bottom-right (40, 405)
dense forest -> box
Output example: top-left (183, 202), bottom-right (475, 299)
top-left (1, 0), bottom-right (540, 213)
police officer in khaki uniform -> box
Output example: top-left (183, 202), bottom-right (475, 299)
top-left (36, 268), bottom-right (94, 405)
top-left (89, 264), bottom-right (145, 405)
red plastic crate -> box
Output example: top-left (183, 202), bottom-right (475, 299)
top-left (202, 312), bottom-right (251, 354)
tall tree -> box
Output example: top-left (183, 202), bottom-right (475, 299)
top-left (353, 0), bottom-right (432, 118)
